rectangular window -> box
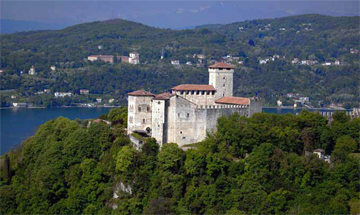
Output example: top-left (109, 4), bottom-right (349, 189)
top-left (142, 119), bottom-right (146, 124)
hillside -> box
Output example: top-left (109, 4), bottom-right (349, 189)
top-left (0, 109), bottom-right (359, 214)
top-left (0, 14), bottom-right (359, 107)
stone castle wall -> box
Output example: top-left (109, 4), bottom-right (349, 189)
top-left (166, 95), bottom-right (249, 147)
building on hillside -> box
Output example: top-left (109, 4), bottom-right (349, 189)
top-left (87, 55), bottom-right (114, 63)
top-left (127, 62), bottom-right (262, 149)
top-left (80, 89), bottom-right (89, 95)
top-left (171, 60), bottom-right (180, 66)
top-left (120, 52), bottom-right (140, 64)
top-left (28, 65), bottom-right (36, 75)
top-left (54, 92), bottom-right (72, 97)
top-left (87, 55), bottom-right (99, 61)
top-left (129, 52), bottom-right (140, 64)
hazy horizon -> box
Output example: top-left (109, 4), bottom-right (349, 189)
top-left (1, 0), bottom-right (359, 30)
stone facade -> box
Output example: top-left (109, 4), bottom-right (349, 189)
top-left (127, 62), bottom-right (262, 148)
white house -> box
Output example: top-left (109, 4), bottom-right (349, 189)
top-left (54, 92), bottom-right (72, 97)
top-left (50, 66), bottom-right (56, 71)
top-left (28, 66), bottom-right (36, 75)
top-left (171, 60), bottom-right (180, 66)
top-left (129, 52), bottom-right (140, 64)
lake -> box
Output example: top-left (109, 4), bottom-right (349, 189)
top-left (0, 107), bottom-right (337, 155)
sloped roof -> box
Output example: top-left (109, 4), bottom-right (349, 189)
top-left (153, 92), bottom-right (175, 100)
top-left (171, 84), bottom-right (216, 91)
top-left (128, 89), bottom-right (154, 96)
top-left (215, 96), bottom-right (250, 105)
top-left (208, 62), bottom-right (236, 69)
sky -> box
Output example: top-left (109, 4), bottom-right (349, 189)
top-left (1, 0), bottom-right (359, 29)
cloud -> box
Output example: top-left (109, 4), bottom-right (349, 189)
top-left (286, 9), bottom-right (295, 14)
top-left (199, 5), bottom-right (210, 11)
top-left (177, 8), bottom-right (184, 14)
top-left (191, 9), bottom-right (199, 14)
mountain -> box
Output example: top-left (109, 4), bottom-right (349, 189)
top-left (0, 14), bottom-right (359, 107)
top-left (0, 19), bottom-right (70, 34)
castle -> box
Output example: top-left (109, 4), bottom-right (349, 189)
top-left (127, 62), bottom-right (262, 149)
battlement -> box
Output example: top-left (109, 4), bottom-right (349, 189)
top-left (196, 104), bottom-right (248, 110)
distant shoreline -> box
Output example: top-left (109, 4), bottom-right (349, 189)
top-left (1, 106), bottom-right (350, 111)
top-left (0, 106), bottom-right (118, 110)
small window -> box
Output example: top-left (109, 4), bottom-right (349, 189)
top-left (207, 91), bottom-right (210, 95)
top-left (138, 106), bottom-right (141, 112)
top-left (223, 84), bottom-right (225, 87)
top-left (223, 93), bottom-right (225, 97)
top-left (182, 137), bottom-right (186, 140)
top-left (223, 77), bottom-right (226, 79)
top-left (186, 113), bottom-right (190, 118)
top-left (147, 106), bottom-right (150, 112)
top-left (179, 131), bottom-right (183, 134)
top-left (212, 91), bottom-right (215, 95)
top-left (178, 113), bottom-right (180, 117)
top-left (219, 68), bottom-right (223, 70)
top-left (201, 91), bottom-right (205, 95)
top-left (158, 124), bottom-right (160, 127)
top-left (196, 91), bottom-right (199, 95)
top-left (142, 119), bottom-right (146, 124)
top-left (180, 91), bottom-right (184, 95)
top-left (158, 101), bottom-right (161, 105)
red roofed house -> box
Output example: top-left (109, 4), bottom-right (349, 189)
top-left (127, 62), bottom-right (262, 148)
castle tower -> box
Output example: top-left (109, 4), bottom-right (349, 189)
top-left (208, 62), bottom-right (235, 100)
top-left (127, 89), bottom-right (154, 135)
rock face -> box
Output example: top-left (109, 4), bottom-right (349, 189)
top-left (127, 62), bottom-right (262, 148)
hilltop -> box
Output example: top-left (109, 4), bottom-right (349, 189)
top-left (0, 14), bottom-right (359, 108)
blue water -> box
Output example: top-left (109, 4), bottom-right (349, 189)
top-left (0, 107), bottom-right (342, 155)
top-left (1, 107), bottom-right (113, 155)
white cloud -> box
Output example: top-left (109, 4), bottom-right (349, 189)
top-left (177, 8), bottom-right (184, 14)
top-left (191, 9), bottom-right (199, 14)
top-left (286, 9), bottom-right (295, 14)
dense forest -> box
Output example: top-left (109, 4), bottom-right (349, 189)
top-left (1, 109), bottom-right (359, 214)
top-left (0, 14), bottom-right (359, 107)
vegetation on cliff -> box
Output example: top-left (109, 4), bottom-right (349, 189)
top-left (1, 108), bottom-right (359, 214)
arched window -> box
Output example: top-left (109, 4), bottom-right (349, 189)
top-left (223, 76), bottom-right (226, 79)
top-left (186, 113), bottom-right (190, 118)
top-left (147, 106), bottom-right (150, 112)
top-left (143, 119), bottom-right (146, 124)
top-left (138, 106), bottom-right (141, 112)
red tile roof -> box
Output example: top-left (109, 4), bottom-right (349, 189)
top-left (208, 62), bottom-right (236, 69)
top-left (171, 84), bottom-right (216, 91)
top-left (153, 92), bottom-right (175, 100)
top-left (215, 96), bottom-right (250, 105)
top-left (128, 89), bottom-right (154, 96)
